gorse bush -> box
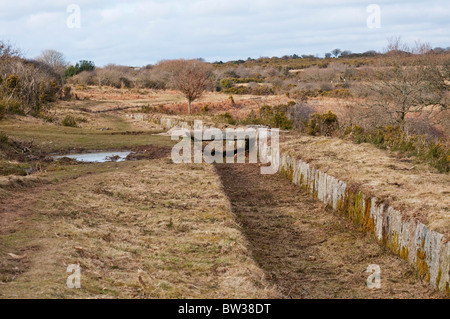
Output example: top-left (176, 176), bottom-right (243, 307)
top-left (6, 100), bottom-right (25, 116)
top-left (200, 104), bottom-right (210, 114)
top-left (346, 125), bottom-right (449, 173)
top-left (220, 78), bottom-right (233, 89)
top-left (219, 112), bottom-right (237, 125)
top-left (39, 80), bottom-right (60, 103)
top-left (62, 115), bottom-right (78, 127)
top-left (62, 85), bottom-right (72, 100)
top-left (0, 42), bottom-right (63, 116)
top-left (223, 86), bottom-right (250, 95)
top-left (307, 111), bottom-right (339, 136)
top-left (241, 103), bottom-right (293, 130)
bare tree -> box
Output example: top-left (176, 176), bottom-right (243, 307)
top-left (156, 59), bottom-right (211, 113)
top-left (36, 49), bottom-right (68, 77)
top-left (365, 39), bottom-right (448, 129)
top-left (331, 48), bottom-right (342, 58)
top-left (0, 41), bottom-right (21, 61)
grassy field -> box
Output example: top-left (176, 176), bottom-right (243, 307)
top-left (0, 88), bottom-right (448, 299)
top-left (0, 93), bottom-right (281, 298)
top-left (0, 151), bottom-right (278, 298)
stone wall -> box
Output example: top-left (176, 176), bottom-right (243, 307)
top-left (275, 153), bottom-right (449, 293)
top-left (158, 117), bottom-right (449, 293)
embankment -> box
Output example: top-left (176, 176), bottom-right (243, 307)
top-left (157, 116), bottom-right (449, 294)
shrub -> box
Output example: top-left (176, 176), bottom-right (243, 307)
top-left (321, 88), bottom-right (351, 98)
top-left (64, 60), bottom-right (95, 78)
top-left (229, 95), bottom-right (235, 105)
top-left (141, 105), bottom-right (154, 113)
top-left (37, 112), bottom-right (55, 123)
top-left (5, 100), bottom-right (25, 116)
top-left (39, 80), bottom-right (60, 104)
top-left (6, 74), bottom-right (19, 89)
top-left (242, 103), bottom-right (293, 130)
top-left (307, 111), bottom-right (339, 136)
top-left (224, 86), bottom-right (250, 95)
top-left (219, 112), bottom-right (236, 125)
top-left (200, 104), bottom-right (210, 114)
top-left (62, 86), bottom-right (72, 100)
top-left (273, 112), bottom-right (292, 130)
top-left (349, 125), bottom-right (449, 173)
top-left (220, 78), bottom-right (233, 89)
top-left (251, 85), bottom-right (274, 95)
top-left (0, 48), bottom-right (63, 116)
top-left (62, 115), bottom-right (78, 127)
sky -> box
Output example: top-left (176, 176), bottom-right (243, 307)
top-left (0, 0), bottom-right (449, 67)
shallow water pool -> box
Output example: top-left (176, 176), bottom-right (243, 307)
top-left (54, 151), bottom-right (132, 163)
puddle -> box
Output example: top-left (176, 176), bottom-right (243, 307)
top-left (54, 151), bottom-right (132, 163)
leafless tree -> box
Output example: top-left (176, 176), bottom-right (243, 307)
top-left (331, 48), bottom-right (341, 58)
top-left (0, 41), bottom-right (21, 61)
top-left (36, 49), bottom-right (68, 78)
top-left (156, 59), bottom-right (212, 113)
top-left (365, 39), bottom-right (448, 129)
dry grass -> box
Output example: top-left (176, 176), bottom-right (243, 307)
top-left (279, 133), bottom-right (450, 235)
top-left (71, 85), bottom-right (291, 120)
top-left (215, 163), bottom-right (444, 299)
top-left (1, 86), bottom-right (447, 299)
top-left (0, 112), bottom-right (170, 155)
top-left (0, 158), bottom-right (278, 298)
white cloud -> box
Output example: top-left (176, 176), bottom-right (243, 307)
top-left (0, 0), bottom-right (448, 66)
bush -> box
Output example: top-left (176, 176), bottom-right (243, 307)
top-left (349, 125), bottom-right (449, 173)
top-left (241, 103), bottom-right (293, 130)
top-left (307, 111), bottom-right (339, 136)
top-left (0, 49), bottom-right (63, 116)
top-left (62, 115), bottom-right (78, 127)
top-left (273, 112), bottom-right (292, 130)
top-left (62, 86), bottom-right (72, 100)
top-left (220, 112), bottom-right (237, 125)
top-left (224, 86), bottom-right (250, 95)
top-left (37, 112), bottom-right (55, 123)
top-left (220, 78), bottom-right (233, 89)
top-left (6, 74), bottom-right (19, 89)
top-left (141, 105), bottom-right (154, 113)
top-left (39, 80), bottom-right (60, 103)
top-left (65, 60), bottom-right (95, 78)
top-left (5, 100), bottom-right (25, 116)
top-left (200, 104), bottom-right (210, 114)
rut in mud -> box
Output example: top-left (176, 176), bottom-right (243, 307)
top-left (214, 163), bottom-right (444, 299)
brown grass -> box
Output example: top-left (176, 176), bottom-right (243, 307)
top-left (215, 162), bottom-right (445, 299)
top-left (0, 157), bottom-right (278, 298)
top-left (279, 133), bottom-right (450, 235)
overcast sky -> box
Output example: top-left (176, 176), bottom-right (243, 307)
top-left (1, 0), bottom-right (449, 66)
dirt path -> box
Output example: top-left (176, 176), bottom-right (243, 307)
top-left (215, 163), bottom-right (445, 299)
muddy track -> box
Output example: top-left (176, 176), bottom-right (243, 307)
top-left (215, 163), bottom-right (444, 299)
